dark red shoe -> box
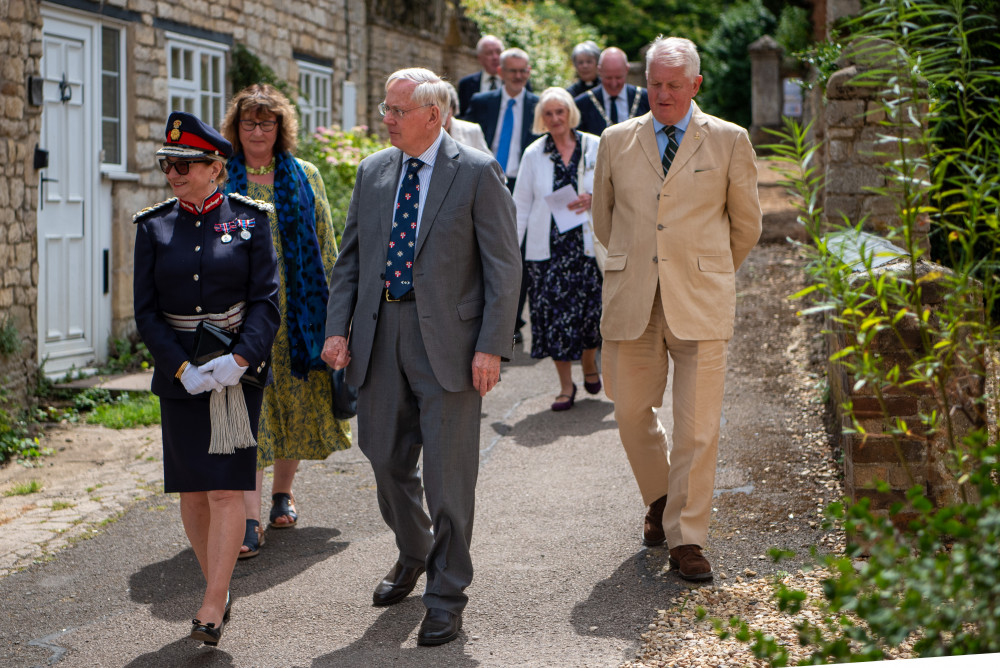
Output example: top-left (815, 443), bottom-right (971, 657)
top-left (551, 384), bottom-right (577, 411)
top-left (642, 494), bottom-right (668, 547)
top-left (669, 544), bottom-right (714, 581)
top-left (583, 373), bottom-right (602, 395)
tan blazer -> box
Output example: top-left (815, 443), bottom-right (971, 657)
top-left (592, 102), bottom-right (761, 342)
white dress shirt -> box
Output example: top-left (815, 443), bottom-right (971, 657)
top-left (491, 87), bottom-right (526, 178)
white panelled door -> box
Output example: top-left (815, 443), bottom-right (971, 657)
top-left (38, 13), bottom-right (102, 376)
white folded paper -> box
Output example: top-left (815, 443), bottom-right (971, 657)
top-left (544, 184), bottom-right (587, 233)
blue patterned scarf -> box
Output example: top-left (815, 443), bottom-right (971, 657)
top-left (227, 152), bottom-right (329, 379)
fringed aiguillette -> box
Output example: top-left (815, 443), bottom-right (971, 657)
top-left (208, 385), bottom-right (257, 454)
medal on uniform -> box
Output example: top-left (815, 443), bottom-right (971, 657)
top-left (221, 233), bottom-right (232, 243)
top-left (240, 229), bottom-right (251, 240)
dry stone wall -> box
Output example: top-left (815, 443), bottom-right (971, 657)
top-left (0, 0), bottom-right (43, 405)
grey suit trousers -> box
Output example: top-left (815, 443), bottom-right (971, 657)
top-left (356, 299), bottom-right (482, 614)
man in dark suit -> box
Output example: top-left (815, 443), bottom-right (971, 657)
top-left (322, 68), bottom-right (521, 647)
top-left (457, 34), bottom-right (504, 117)
top-left (575, 47), bottom-right (650, 136)
top-left (465, 47), bottom-right (539, 344)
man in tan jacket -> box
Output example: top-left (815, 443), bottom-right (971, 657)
top-left (592, 36), bottom-right (761, 581)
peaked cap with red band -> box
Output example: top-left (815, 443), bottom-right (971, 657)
top-left (156, 110), bottom-right (233, 159)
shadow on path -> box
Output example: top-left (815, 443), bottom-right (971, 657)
top-left (505, 397), bottom-right (617, 448)
top-left (571, 548), bottom-right (689, 640)
top-left (124, 638), bottom-right (237, 668)
top-left (312, 598), bottom-right (480, 668)
top-left (129, 526), bottom-right (348, 621)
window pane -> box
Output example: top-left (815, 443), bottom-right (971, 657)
top-left (102, 120), bottom-right (120, 164)
top-left (212, 56), bottom-right (221, 92)
top-left (102, 27), bottom-right (119, 71)
top-left (183, 50), bottom-right (193, 81)
top-left (101, 75), bottom-right (118, 117)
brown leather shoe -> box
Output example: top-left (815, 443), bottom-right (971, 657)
top-left (642, 494), bottom-right (668, 547)
top-left (669, 544), bottom-right (714, 581)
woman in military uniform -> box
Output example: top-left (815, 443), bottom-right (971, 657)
top-left (220, 84), bottom-right (352, 558)
top-left (133, 111), bottom-right (280, 646)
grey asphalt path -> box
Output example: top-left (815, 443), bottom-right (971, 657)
top-left (0, 241), bottom-right (823, 667)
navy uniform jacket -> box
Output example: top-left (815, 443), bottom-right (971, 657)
top-left (575, 84), bottom-right (650, 136)
top-left (133, 193), bottom-right (281, 399)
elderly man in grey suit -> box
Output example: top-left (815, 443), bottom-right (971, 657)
top-left (322, 68), bottom-right (521, 646)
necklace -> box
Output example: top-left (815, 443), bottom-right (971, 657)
top-left (246, 156), bottom-right (276, 175)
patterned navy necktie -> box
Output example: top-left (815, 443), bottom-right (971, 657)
top-left (609, 95), bottom-right (619, 125)
top-left (661, 125), bottom-right (678, 176)
top-left (385, 158), bottom-right (424, 298)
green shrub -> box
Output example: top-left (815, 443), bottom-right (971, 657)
top-left (729, 0), bottom-right (1000, 660)
top-left (297, 126), bottom-right (392, 242)
top-left (700, 0), bottom-right (777, 128)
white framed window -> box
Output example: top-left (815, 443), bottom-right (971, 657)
top-left (100, 25), bottom-right (127, 169)
top-left (166, 33), bottom-right (227, 127)
top-left (298, 60), bottom-right (332, 133)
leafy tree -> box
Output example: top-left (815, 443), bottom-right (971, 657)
top-left (462, 0), bottom-right (600, 89)
top-left (699, 0), bottom-right (776, 128)
top-left (559, 0), bottom-right (726, 59)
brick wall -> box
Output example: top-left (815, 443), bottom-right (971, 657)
top-left (0, 0), bottom-right (43, 406)
top-left (826, 255), bottom-right (981, 519)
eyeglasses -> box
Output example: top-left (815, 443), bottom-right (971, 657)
top-left (378, 102), bottom-right (433, 119)
top-left (239, 119), bottom-right (278, 132)
top-left (159, 158), bottom-right (210, 175)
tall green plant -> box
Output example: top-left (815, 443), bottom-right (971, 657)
top-left (720, 0), bottom-right (1000, 661)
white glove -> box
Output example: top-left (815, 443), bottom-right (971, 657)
top-left (201, 353), bottom-right (248, 387)
top-left (180, 363), bottom-right (223, 395)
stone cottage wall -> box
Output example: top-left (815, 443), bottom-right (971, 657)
top-left (110, 0), bottom-right (369, 340)
top-left (0, 0), bottom-right (43, 406)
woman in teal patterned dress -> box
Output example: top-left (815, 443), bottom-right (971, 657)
top-left (221, 84), bottom-right (351, 557)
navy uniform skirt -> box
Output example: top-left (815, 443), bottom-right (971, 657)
top-left (159, 386), bottom-right (262, 493)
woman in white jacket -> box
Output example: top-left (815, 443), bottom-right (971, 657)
top-left (513, 87), bottom-right (603, 411)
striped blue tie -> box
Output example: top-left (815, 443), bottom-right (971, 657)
top-left (661, 125), bottom-right (678, 176)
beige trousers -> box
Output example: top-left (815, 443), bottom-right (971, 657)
top-left (603, 292), bottom-right (728, 548)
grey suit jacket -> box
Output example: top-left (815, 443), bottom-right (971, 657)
top-left (326, 132), bottom-right (521, 392)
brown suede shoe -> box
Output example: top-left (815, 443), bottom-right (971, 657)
top-left (669, 544), bottom-right (714, 581)
top-left (642, 494), bottom-right (668, 547)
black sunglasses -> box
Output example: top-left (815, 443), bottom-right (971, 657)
top-left (159, 158), bottom-right (210, 175)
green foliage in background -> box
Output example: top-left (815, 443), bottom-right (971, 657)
top-left (85, 392), bottom-right (160, 429)
top-left (699, 0), bottom-right (777, 128)
top-left (559, 0), bottom-right (726, 59)
top-left (0, 316), bottom-right (21, 356)
top-left (0, 391), bottom-right (43, 465)
top-left (229, 44), bottom-right (297, 103)
top-left (297, 126), bottom-right (392, 242)
top-left (461, 0), bottom-right (600, 89)
top-left (727, 0), bottom-right (1000, 661)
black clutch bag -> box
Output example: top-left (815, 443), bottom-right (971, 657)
top-left (329, 367), bottom-right (358, 420)
top-left (192, 320), bottom-right (269, 390)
